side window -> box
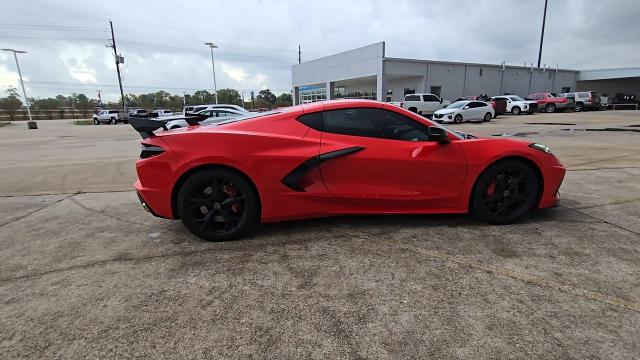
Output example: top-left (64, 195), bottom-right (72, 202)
top-left (423, 94), bottom-right (439, 102)
top-left (324, 108), bottom-right (428, 142)
top-left (296, 112), bottom-right (326, 131)
top-left (404, 95), bottom-right (421, 101)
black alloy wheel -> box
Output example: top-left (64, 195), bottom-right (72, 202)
top-left (471, 160), bottom-right (540, 224)
top-left (177, 169), bottom-right (259, 241)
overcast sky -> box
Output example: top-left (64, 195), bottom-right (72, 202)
top-left (1, 0), bottom-right (639, 101)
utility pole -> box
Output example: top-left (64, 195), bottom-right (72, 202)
top-left (204, 42), bottom-right (219, 104)
top-left (537, 0), bottom-right (548, 68)
top-left (108, 20), bottom-right (126, 113)
top-left (298, 44), bottom-right (301, 64)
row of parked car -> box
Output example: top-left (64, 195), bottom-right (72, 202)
top-left (92, 104), bottom-right (253, 127)
top-left (397, 90), bottom-right (606, 124)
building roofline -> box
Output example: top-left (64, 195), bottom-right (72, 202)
top-left (293, 41), bottom-right (384, 68)
top-left (383, 56), bottom-right (577, 72)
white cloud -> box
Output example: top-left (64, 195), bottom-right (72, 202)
top-left (221, 63), bottom-right (248, 82)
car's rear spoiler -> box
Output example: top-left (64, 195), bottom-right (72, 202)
top-left (129, 115), bottom-right (210, 139)
top-left (129, 118), bottom-right (168, 139)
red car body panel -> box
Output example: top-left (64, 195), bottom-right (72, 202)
top-left (134, 100), bottom-right (565, 223)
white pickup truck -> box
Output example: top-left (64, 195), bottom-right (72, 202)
top-left (149, 109), bottom-right (176, 118)
top-left (401, 93), bottom-right (451, 116)
top-left (92, 110), bottom-right (122, 125)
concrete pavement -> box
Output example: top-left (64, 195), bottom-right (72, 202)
top-left (1, 112), bottom-right (639, 358)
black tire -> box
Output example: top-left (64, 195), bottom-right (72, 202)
top-left (483, 112), bottom-right (492, 122)
top-left (454, 114), bottom-right (463, 123)
top-left (545, 103), bottom-right (556, 113)
top-left (93, 118), bottom-right (99, 125)
top-left (110, 117), bottom-right (117, 124)
top-left (511, 106), bottom-right (521, 115)
top-left (177, 168), bottom-right (259, 241)
top-left (574, 103), bottom-right (583, 112)
top-left (470, 160), bottom-right (540, 225)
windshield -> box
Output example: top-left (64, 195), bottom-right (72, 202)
top-left (446, 101), bottom-right (467, 109)
top-left (508, 96), bottom-right (524, 101)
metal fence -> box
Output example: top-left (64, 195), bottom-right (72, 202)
top-left (0, 109), bottom-right (95, 121)
top-left (606, 103), bottom-right (639, 111)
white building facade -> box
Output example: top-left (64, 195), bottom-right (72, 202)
top-left (292, 42), bottom-right (579, 105)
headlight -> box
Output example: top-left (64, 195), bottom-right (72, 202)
top-left (529, 143), bottom-right (553, 154)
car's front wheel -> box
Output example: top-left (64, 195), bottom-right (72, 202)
top-left (454, 114), bottom-right (463, 123)
top-left (470, 160), bottom-right (540, 224)
top-left (110, 117), bottom-right (117, 124)
top-left (93, 118), bottom-right (99, 125)
top-left (177, 168), bottom-right (259, 241)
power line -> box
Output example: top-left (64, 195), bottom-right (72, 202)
top-left (0, 79), bottom-right (291, 92)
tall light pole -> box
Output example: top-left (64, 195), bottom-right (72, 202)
top-left (537, 0), bottom-right (548, 68)
top-left (204, 42), bottom-right (219, 104)
top-left (2, 48), bottom-right (36, 129)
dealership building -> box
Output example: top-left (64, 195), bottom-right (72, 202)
top-left (291, 42), bottom-right (638, 105)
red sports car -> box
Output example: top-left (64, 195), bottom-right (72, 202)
top-left (130, 100), bottom-right (565, 241)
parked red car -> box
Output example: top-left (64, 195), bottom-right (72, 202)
top-left (130, 100), bottom-right (565, 241)
top-left (526, 93), bottom-right (572, 113)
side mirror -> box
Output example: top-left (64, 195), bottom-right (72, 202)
top-left (440, 98), bottom-right (443, 103)
top-left (463, 105), bottom-right (470, 109)
top-left (428, 126), bottom-right (450, 144)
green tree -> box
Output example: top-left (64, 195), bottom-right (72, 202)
top-left (257, 89), bottom-right (277, 106)
top-left (0, 87), bottom-right (23, 121)
top-left (275, 92), bottom-right (292, 107)
top-left (217, 88), bottom-right (242, 105)
top-left (191, 90), bottom-right (215, 104)
top-left (32, 97), bottom-right (59, 119)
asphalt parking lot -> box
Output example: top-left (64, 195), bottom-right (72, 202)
top-left (1, 111), bottom-right (639, 358)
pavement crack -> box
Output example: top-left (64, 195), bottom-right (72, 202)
top-left (567, 151), bottom-right (640, 168)
top-left (0, 193), bottom-right (77, 228)
top-left (566, 166), bottom-right (640, 172)
top-left (68, 196), bottom-right (148, 227)
top-left (575, 197), bottom-right (640, 210)
top-left (559, 204), bottom-right (640, 238)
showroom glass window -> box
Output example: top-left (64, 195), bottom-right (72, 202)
top-left (323, 108), bottom-right (428, 142)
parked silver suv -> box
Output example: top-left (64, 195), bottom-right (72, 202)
top-left (560, 91), bottom-right (602, 112)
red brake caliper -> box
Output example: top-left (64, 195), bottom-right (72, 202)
top-left (223, 184), bottom-right (241, 213)
top-left (486, 181), bottom-right (496, 197)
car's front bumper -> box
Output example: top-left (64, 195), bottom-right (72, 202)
top-left (538, 163), bottom-right (566, 209)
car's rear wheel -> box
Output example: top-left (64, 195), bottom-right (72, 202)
top-left (574, 103), bottom-right (583, 112)
top-left (454, 114), bottom-right (463, 123)
top-left (511, 106), bottom-right (521, 115)
top-left (470, 160), bottom-right (540, 224)
top-left (483, 112), bottom-right (492, 122)
top-left (177, 168), bottom-right (259, 241)
top-left (545, 103), bottom-right (556, 113)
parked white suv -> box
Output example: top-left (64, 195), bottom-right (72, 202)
top-left (401, 93), bottom-right (450, 116)
top-left (92, 110), bottom-right (120, 125)
top-left (491, 95), bottom-right (538, 115)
